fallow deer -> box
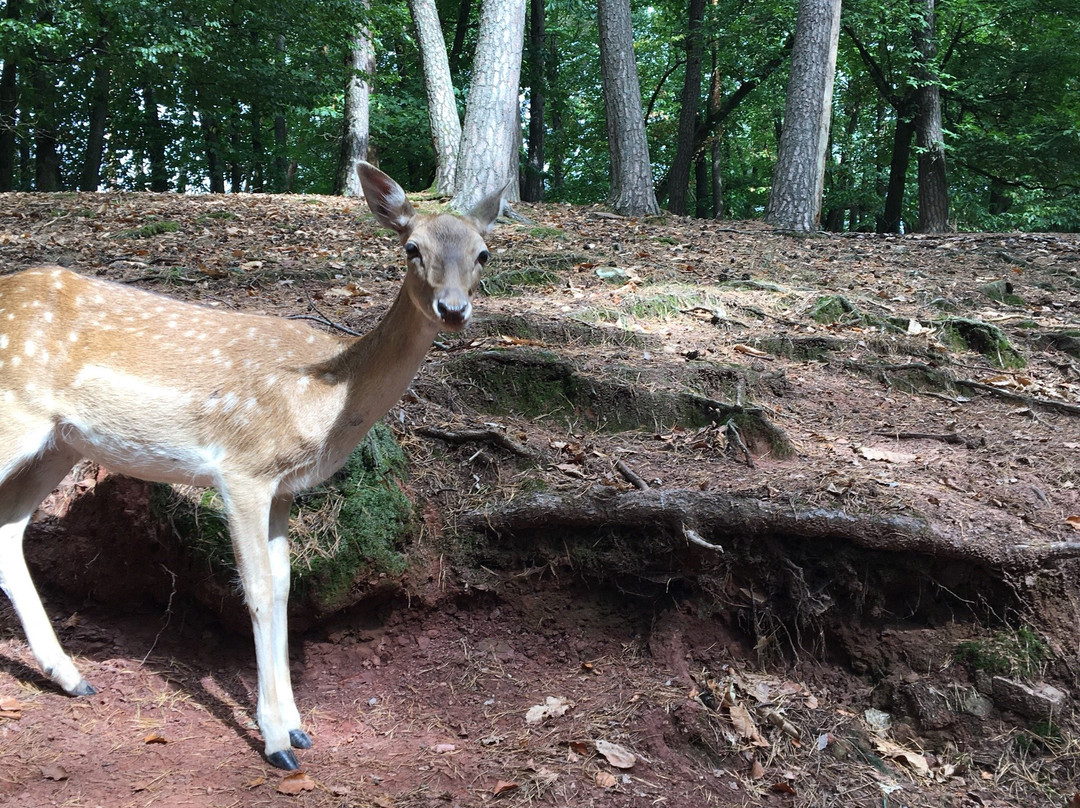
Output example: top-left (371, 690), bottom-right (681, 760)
top-left (0, 163), bottom-right (502, 770)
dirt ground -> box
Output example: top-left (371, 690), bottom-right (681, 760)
top-left (1, 190), bottom-right (1079, 807)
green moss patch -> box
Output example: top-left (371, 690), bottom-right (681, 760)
top-left (937, 318), bottom-right (1026, 368)
top-left (114, 220), bottom-right (180, 239)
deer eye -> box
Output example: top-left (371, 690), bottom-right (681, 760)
top-left (404, 242), bottom-right (421, 261)
top-left (477, 249), bottom-right (490, 266)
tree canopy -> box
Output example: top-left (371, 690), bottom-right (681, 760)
top-left (0, 0), bottom-right (1076, 231)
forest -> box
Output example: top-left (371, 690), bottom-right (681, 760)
top-left (0, 0), bottom-right (1078, 233)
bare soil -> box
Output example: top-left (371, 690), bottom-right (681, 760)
top-left (1, 191), bottom-right (1079, 807)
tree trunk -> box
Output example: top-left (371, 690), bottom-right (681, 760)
top-left (335, 10), bottom-right (375, 198)
top-left (451, 0), bottom-right (526, 212)
top-left (693, 153), bottom-right (709, 218)
top-left (143, 85), bottom-right (169, 192)
top-left (521, 0), bottom-right (546, 202)
top-left (80, 41), bottom-right (110, 192)
top-left (0, 0), bottom-right (22, 191)
top-left (764, 0), bottom-right (841, 231)
top-left (912, 0), bottom-right (948, 233)
top-left (31, 63), bottom-right (61, 191)
top-left (449, 0), bottom-right (473, 71)
top-left (597, 0), bottom-right (659, 216)
top-left (272, 35), bottom-right (290, 193)
top-left (408, 0), bottom-right (461, 195)
top-left (879, 114), bottom-right (913, 233)
top-left (667, 0), bottom-right (706, 216)
top-left (546, 21), bottom-right (564, 197)
top-left (198, 94), bottom-right (226, 193)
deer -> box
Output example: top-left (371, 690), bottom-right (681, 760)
top-left (0, 163), bottom-right (503, 770)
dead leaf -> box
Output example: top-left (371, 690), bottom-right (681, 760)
top-left (1066, 515), bottom-right (1080, 531)
top-left (857, 446), bottom-right (917, 464)
top-left (749, 759), bottom-right (765, 779)
top-left (594, 770), bottom-right (618, 789)
top-left (525, 696), bottom-right (570, 725)
top-left (594, 739), bottom-right (636, 769)
top-left (433, 743), bottom-right (456, 754)
top-left (728, 702), bottom-right (769, 747)
top-left (277, 771), bottom-right (316, 795)
top-left (0, 696), bottom-right (23, 719)
top-left (144, 731), bottom-right (168, 744)
top-left (771, 781), bottom-right (797, 795)
top-left (874, 738), bottom-right (930, 776)
top-left (569, 740), bottom-right (590, 756)
top-left (492, 780), bottom-right (520, 795)
top-left (1067, 793), bottom-right (1080, 808)
top-left (40, 763), bottom-right (69, 781)
top-left (734, 343), bottom-right (771, 358)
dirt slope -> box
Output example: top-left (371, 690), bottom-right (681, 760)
top-left (1, 191), bottom-right (1079, 807)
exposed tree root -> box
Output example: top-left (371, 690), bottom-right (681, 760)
top-left (466, 488), bottom-right (1076, 571)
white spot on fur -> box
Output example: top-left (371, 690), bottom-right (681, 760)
top-left (43, 311), bottom-right (54, 323)
top-left (0, 334), bottom-right (7, 349)
top-left (24, 340), bottom-right (35, 357)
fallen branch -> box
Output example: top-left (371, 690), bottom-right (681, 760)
top-left (872, 431), bottom-right (983, 449)
top-left (614, 458), bottom-right (650, 491)
top-left (417, 426), bottom-right (540, 459)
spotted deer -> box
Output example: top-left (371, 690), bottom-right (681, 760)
top-left (0, 163), bottom-right (503, 770)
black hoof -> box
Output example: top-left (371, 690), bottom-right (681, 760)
top-left (266, 749), bottom-right (300, 770)
top-left (70, 679), bottom-right (97, 697)
top-left (289, 729), bottom-right (313, 749)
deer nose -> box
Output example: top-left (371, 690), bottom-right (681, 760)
top-left (436, 298), bottom-right (471, 328)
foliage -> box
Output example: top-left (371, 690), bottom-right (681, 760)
top-left (954, 626), bottom-right (1050, 678)
top-left (0, 0), bottom-right (1076, 230)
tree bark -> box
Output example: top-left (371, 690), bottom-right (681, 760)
top-left (272, 34), bottom-right (290, 193)
top-left (879, 114), bottom-right (913, 233)
top-left (596, 0), bottom-right (660, 216)
top-left (335, 9), bottom-right (375, 198)
top-left (408, 0), bottom-right (461, 195)
top-left (0, 0), bottom-right (22, 191)
top-left (667, 0), bottom-right (706, 216)
top-left (521, 0), bottom-right (546, 202)
top-left (764, 0), bottom-right (841, 231)
top-left (31, 62), bottom-right (61, 191)
top-left (143, 84), bottom-right (169, 192)
top-left (912, 0), bottom-right (948, 232)
top-left (451, 0), bottom-right (526, 212)
top-left (79, 56), bottom-right (110, 191)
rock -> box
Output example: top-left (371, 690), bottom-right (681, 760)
top-left (990, 677), bottom-right (1067, 721)
top-left (954, 687), bottom-right (994, 719)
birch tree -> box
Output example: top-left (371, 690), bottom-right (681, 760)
top-left (335, 5), bottom-right (374, 198)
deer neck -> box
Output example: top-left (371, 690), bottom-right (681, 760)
top-left (321, 274), bottom-right (442, 439)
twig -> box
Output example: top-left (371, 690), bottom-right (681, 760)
top-left (416, 425), bottom-right (539, 459)
top-left (614, 458), bottom-right (650, 491)
top-left (872, 430), bottom-right (982, 448)
top-left (725, 418), bottom-right (755, 468)
top-left (286, 292), bottom-right (363, 336)
top-left (683, 526), bottom-right (723, 553)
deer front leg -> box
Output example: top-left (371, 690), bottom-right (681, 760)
top-left (0, 439), bottom-right (90, 697)
top-left (269, 494), bottom-right (310, 752)
top-left (224, 480), bottom-right (303, 770)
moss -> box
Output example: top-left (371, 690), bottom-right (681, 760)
top-left (810, 294), bottom-right (861, 325)
top-left (937, 317), bottom-right (1026, 368)
top-left (954, 626), bottom-right (1048, 677)
top-left (481, 267), bottom-right (560, 297)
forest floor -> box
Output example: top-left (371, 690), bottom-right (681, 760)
top-left (1, 189), bottom-right (1079, 808)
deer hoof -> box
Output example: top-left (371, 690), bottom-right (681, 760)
top-left (266, 749), bottom-right (300, 770)
top-left (69, 679), bottom-right (97, 697)
top-left (289, 729), bottom-right (312, 749)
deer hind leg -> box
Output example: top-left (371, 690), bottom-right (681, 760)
top-left (0, 426), bottom-right (86, 696)
top-left (222, 480), bottom-right (304, 770)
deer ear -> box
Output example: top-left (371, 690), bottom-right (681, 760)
top-left (357, 162), bottom-right (416, 236)
top-left (468, 182), bottom-right (508, 234)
